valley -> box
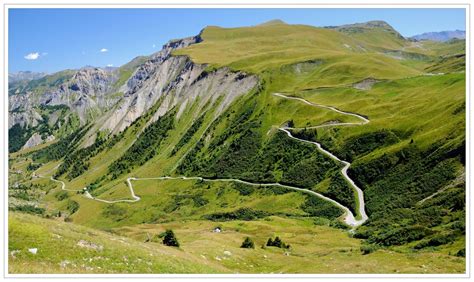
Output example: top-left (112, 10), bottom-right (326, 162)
top-left (7, 19), bottom-right (466, 274)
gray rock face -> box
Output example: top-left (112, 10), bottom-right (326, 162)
top-left (68, 68), bottom-right (111, 96)
top-left (22, 133), bottom-right (41, 150)
top-left (21, 132), bottom-right (55, 150)
top-left (352, 78), bottom-right (378, 90)
top-left (100, 35), bottom-right (258, 133)
top-left (9, 67), bottom-right (118, 126)
top-left (9, 33), bottom-right (259, 146)
top-left (8, 108), bottom-right (43, 129)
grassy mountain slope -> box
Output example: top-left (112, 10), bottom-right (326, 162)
top-left (8, 20), bottom-right (466, 274)
top-left (175, 21), bottom-right (421, 83)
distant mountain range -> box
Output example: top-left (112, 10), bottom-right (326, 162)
top-left (8, 71), bottom-right (47, 83)
top-left (410, 30), bottom-right (465, 42)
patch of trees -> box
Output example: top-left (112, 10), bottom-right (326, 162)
top-left (325, 173), bottom-right (357, 215)
top-left (413, 232), bottom-right (456, 250)
top-left (10, 205), bottom-right (45, 215)
top-left (27, 162), bottom-right (42, 171)
top-left (232, 182), bottom-right (255, 196)
top-left (290, 127), bottom-right (318, 141)
top-left (266, 236), bottom-right (290, 249)
top-left (8, 124), bottom-right (33, 153)
top-left (203, 207), bottom-right (270, 221)
top-left (335, 130), bottom-right (400, 162)
top-left (351, 140), bottom-right (465, 247)
top-left (170, 113), bottom-right (205, 156)
top-left (54, 132), bottom-right (110, 179)
top-left (260, 185), bottom-right (293, 195)
top-left (108, 110), bottom-right (175, 179)
top-left (31, 125), bottom-right (89, 162)
top-left (177, 96), bottom-right (346, 220)
top-left (300, 194), bottom-right (343, 220)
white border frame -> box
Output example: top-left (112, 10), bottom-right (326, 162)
top-left (1, 1), bottom-right (471, 280)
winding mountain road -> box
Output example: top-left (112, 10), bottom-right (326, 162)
top-left (44, 92), bottom-right (370, 227)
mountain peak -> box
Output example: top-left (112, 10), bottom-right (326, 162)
top-left (325, 20), bottom-right (405, 41)
top-left (258, 19), bottom-right (287, 26)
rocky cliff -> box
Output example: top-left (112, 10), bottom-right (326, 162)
top-left (8, 33), bottom-right (259, 149)
top-left (99, 35), bottom-right (258, 133)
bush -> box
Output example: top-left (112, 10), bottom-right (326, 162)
top-left (360, 244), bottom-right (377, 255)
top-left (102, 204), bottom-right (127, 221)
top-left (240, 237), bottom-right (255, 249)
top-left (232, 182), bottom-right (255, 196)
top-left (203, 208), bottom-right (269, 221)
top-left (300, 195), bottom-right (343, 220)
top-left (66, 200), bottom-right (79, 215)
top-left (55, 190), bottom-right (69, 201)
top-left (27, 162), bottom-right (42, 172)
top-left (162, 229), bottom-right (180, 247)
top-left (413, 233), bottom-right (456, 249)
top-left (329, 220), bottom-right (350, 230)
top-left (456, 248), bottom-right (465, 257)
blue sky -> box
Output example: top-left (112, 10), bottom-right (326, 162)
top-left (9, 8), bottom-right (466, 73)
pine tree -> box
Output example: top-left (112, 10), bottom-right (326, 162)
top-left (273, 236), bottom-right (282, 248)
top-left (240, 237), bottom-right (255, 249)
top-left (162, 229), bottom-right (180, 247)
top-left (266, 238), bottom-right (274, 247)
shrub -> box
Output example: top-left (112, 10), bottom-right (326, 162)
top-left (300, 195), bottom-right (343, 220)
top-left (162, 230), bottom-right (180, 247)
top-left (360, 244), bottom-right (377, 255)
top-left (456, 248), bottom-right (465, 257)
top-left (102, 204), bottom-right (127, 221)
top-left (55, 190), bottom-right (69, 201)
top-left (66, 200), bottom-right (79, 215)
top-left (329, 220), bottom-right (350, 230)
top-left (203, 208), bottom-right (269, 221)
top-left (232, 182), bottom-right (255, 196)
top-left (241, 237), bottom-right (255, 249)
top-left (9, 205), bottom-right (45, 215)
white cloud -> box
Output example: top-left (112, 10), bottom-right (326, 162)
top-left (106, 64), bottom-right (114, 67)
top-left (152, 44), bottom-right (156, 48)
top-left (41, 52), bottom-right (48, 56)
top-left (24, 52), bottom-right (40, 60)
top-left (100, 48), bottom-right (108, 53)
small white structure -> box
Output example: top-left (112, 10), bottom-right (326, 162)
top-left (28, 248), bottom-right (38, 255)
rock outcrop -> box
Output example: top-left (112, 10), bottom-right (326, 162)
top-left (21, 133), bottom-right (55, 150)
top-left (9, 33), bottom-right (259, 147)
top-left (99, 35), bottom-right (258, 133)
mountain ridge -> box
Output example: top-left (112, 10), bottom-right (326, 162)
top-left (410, 30), bottom-right (466, 42)
top-left (8, 19), bottom-right (466, 274)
